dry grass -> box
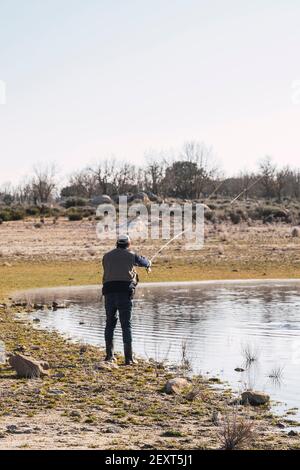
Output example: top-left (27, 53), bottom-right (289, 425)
top-left (217, 407), bottom-right (256, 450)
top-left (242, 343), bottom-right (260, 366)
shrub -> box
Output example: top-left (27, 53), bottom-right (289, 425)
top-left (0, 209), bottom-right (11, 221)
top-left (229, 211), bottom-right (241, 224)
top-left (0, 207), bottom-right (25, 221)
top-left (10, 209), bottom-right (25, 220)
top-left (204, 211), bottom-right (214, 221)
top-left (292, 227), bottom-right (300, 238)
top-left (26, 206), bottom-right (40, 216)
top-left (64, 197), bottom-right (89, 208)
top-left (68, 212), bottom-right (83, 221)
top-left (217, 408), bottom-right (255, 450)
top-left (252, 206), bottom-right (289, 220)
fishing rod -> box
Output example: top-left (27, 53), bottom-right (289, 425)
top-left (206, 178), bottom-right (227, 200)
top-left (230, 175), bottom-right (264, 204)
top-left (148, 175), bottom-right (264, 265)
top-left (150, 227), bottom-right (191, 264)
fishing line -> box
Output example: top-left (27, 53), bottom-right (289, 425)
top-left (230, 175), bottom-right (264, 204)
top-left (150, 227), bottom-right (191, 264)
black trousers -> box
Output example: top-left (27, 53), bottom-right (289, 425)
top-left (104, 292), bottom-right (133, 344)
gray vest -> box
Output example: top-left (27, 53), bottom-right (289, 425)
top-left (102, 248), bottom-right (137, 283)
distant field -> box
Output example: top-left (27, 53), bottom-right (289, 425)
top-left (0, 215), bottom-right (300, 299)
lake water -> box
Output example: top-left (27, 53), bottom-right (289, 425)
top-left (15, 280), bottom-right (300, 421)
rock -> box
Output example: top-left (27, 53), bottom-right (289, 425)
top-left (103, 426), bottom-right (121, 434)
top-left (209, 377), bottom-right (221, 383)
top-left (8, 353), bottom-right (50, 378)
top-left (235, 367), bottom-right (245, 372)
top-left (276, 422), bottom-right (286, 429)
top-left (69, 410), bottom-right (81, 418)
top-left (288, 430), bottom-right (298, 436)
top-left (6, 425), bottom-right (32, 435)
top-left (94, 361), bottom-right (119, 371)
top-left (128, 192), bottom-right (150, 204)
top-left (11, 301), bottom-right (28, 308)
top-left (14, 345), bottom-right (26, 353)
top-left (33, 318), bottom-right (41, 322)
top-left (47, 388), bottom-right (65, 395)
top-left (91, 195), bottom-right (113, 206)
top-left (164, 378), bottom-right (190, 394)
top-left (6, 425), bottom-right (18, 434)
top-left (52, 301), bottom-right (68, 310)
top-left (241, 390), bottom-right (270, 406)
top-left (292, 227), bottom-right (300, 238)
top-left (212, 410), bottom-right (222, 426)
top-left (33, 303), bottom-right (44, 310)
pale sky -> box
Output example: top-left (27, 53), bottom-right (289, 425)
top-left (0, 0), bottom-right (300, 185)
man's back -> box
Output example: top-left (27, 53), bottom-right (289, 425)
top-left (102, 248), bottom-right (136, 283)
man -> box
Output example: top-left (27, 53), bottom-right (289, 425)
top-left (102, 234), bottom-right (151, 365)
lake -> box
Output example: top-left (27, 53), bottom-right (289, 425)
top-left (14, 280), bottom-right (300, 421)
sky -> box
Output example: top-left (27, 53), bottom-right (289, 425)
top-left (0, 0), bottom-right (300, 186)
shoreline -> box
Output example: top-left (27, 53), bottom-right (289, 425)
top-left (1, 263), bottom-right (300, 449)
top-left (11, 277), bottom-right (300, 300)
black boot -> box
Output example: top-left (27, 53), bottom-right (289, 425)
top-left (105, 341), bottom-right (116, 362)
top-left (124, 343), bottom-right (137, 365)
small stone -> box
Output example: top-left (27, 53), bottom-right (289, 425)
top-left (276, 422), bottom-right (286, 429)
top-left (52, 301), bottom-right (68, 310)
top-left (235, 367), bottom-right (245, 372)
top-left (69, 410), bottom-right (81, 418)
top-left (47, 388), bottom-right (65, 395)
top-left (94, 361), bottom-right (119, 371)
top-left (104, 426), bottom-right (121, 434)
top-left (6, 425), bottom-right (18, 434)
top-left (33, 304), bottom-right (44, 310)
top-left (209, 377), bottom-right (221, 383)
top-left (241, 390), bottom-right (270, 406)
top-left (14, 345), bottom-right (26, 353)
top-left (164, 378), bottom-right (190, 394)
top-left (288, 430), bottom-right (298, 436)
top-left (212, 410), bottom-right (222, 425)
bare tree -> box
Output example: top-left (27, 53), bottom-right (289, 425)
top-left (90, 159), bottom-right (118, 195)
top-left (144, 158), bottom-right (165, 195)
top-left (275, 167), bottom-right (291, 202)
top-left (259, 156), bottom-right (276, 199)
top-left (181, 141), bottom-right (220, 198)
top-left (61, 169), bottom-right (97, 198)
top-left (30, 163), bottom-right (58, 205)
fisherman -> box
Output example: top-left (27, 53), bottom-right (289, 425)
top-left (102, 234), bottom-right (151, 365)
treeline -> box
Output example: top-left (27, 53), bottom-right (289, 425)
top-left (1, 142), bottom-right (300, 207)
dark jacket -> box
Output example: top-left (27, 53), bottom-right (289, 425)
top-left (102, 248), bottom-right (150, 295)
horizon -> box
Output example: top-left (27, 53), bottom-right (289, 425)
top-left (1, 0), bottom-right (300, 185)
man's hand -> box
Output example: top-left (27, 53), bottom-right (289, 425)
top-left (146, 260), bottom-right (152, 274)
